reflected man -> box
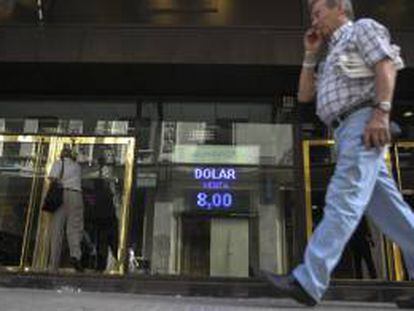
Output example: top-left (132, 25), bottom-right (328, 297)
top-left (48, 147), bottom-right (84, 272)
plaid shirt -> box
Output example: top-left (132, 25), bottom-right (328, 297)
top-left (316, 19), bottom-right (402, 125)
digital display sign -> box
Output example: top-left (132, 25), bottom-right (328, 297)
top-left (197, 191), bottom-right (233, 210)
top-left (188, 190), bottom-right (249, 211)
top-left (189, 167), bottom-right (249, 212)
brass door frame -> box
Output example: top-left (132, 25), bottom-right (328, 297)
top-left (0, 134), bottom-right (135, 275)
top-left (394, 142), bottom-right (414, 192)
top-left (302, 140), bottom-right (404, 281)
top-left (302, 140), bottom-right (335, 241)
top-left (33, 136), bottom-right (135, 275)
top-left (0, 134), bottom-right (49, 272)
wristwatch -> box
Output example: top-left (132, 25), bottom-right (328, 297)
top-left (374, 101), bottom-right (392, 113)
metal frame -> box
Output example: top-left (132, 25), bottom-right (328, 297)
top-left (0, 134), bottom-right (135, 275)
top-left (302, 139), bottom-right (335, 240)
top-left (302, 139), bottom-right (405, 281)
top-left (392, 142), bottom-right (414, 281)
top-left (394, 141), bottom-right (414, 192)
top-left (0, 135), bottom-right (47, 272)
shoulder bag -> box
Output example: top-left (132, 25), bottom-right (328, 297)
top-left (42, 159), bottom-right (65, 213)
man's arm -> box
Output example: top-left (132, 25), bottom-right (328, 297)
top-left (375, 58), bottom-right (396, 103)
top-left (364, 58), bottom-right (396, 148)
top-left (298, 64), bottom-right (317, 103)
top-left (297, 29), bottom-right (323, 103)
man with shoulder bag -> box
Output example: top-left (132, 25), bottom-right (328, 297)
top-left (47, 147), bottom-right (84, 272)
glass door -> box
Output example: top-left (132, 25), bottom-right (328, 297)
top-left (32, 136), bottom-right (135, 275)
top-left (0, 135), bottom-right (134, 275)
top-left (302, 140), bottom-right (404, 280)
top-left (0, 135), bottom-right (50, 272)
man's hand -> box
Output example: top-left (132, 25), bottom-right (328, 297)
top-left (363, 109), bottom-right (391, 149)
top-left (365, 58), bottom-right (396, 149)
top-left (304, 28), bottom-right (323, 54)
top-left (297, 28), bottom-right (323, 103)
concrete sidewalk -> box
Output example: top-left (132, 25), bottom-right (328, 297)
top-left (0, 287), bottom-right (405, 311)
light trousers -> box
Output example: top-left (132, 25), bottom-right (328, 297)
top-left (49, 190), bottom-right (84, 270)
top-left (293, 107), bottom-right (414, 301)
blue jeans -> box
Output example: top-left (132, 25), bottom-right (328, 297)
top-left (293, 107), bottom-right (414, 301)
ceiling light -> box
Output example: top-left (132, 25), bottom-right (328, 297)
top-left (403, 111), bottom-right (413, 118)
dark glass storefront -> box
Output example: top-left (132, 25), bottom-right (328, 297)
top-left (131, 100), bottom-right (298, 277)
top-left (0, 98), bottom-right (412, 282)
top-left (0, 99), bottom-right (301, 278)
top-left (0, 101), bottom-right (137, 274)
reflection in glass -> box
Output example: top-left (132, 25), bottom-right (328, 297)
top-left (47, 149), bottom-right (84, 272)
top-left (130, 165), bottom-right (294, 277)
top-left (158, 122), bottom-right (294, 166)
top-left (0, 139), bottom-right (45, 270)
top-left (37, 141), bottom-right (129, 274)
top-left (76, 143), bottom-right (125, 273)
top-left (130, 119), bottom-right (296, 278)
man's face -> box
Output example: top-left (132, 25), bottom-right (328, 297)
top-left (310, 0), bottom-right (343, 39)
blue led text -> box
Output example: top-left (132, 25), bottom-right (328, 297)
top-left (194, 168), bottom-right (236, 180)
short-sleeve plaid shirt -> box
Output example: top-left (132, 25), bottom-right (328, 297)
top-left (316, 19), bottom-right (402, 125)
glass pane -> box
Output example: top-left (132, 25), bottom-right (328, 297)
top-left (130, 106), bottom-right (297, 277)
top-left (77, 142), bottom-right (125, 273)
top-left (0, 138), bottom-right (46, 270)
top-left (157, 122), bottom-right (294, 166)
top-left (130, 164), bottom-right (295, 277)
top-left (43, 140), bottom-right (131, 273)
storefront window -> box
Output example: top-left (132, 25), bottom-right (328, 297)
top-left (129, 101), bottom-right (299, 278)
top-left (0, 99), bottom-right (300, 277)
top-left (0, 100), bottom-right (137, 273)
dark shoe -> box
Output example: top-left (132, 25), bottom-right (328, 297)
top-left (70, 257), bottom-right (84, 272)
top-left (396, 296), bottom-right (414, 309)
top-left (261, 270), bottom-right (317, 307)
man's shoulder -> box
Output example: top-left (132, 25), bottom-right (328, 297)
top-left (353, 18), bottom-right (388, 34)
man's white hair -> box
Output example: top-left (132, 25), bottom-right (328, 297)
top-left (309, 0), bottom-right (354, 20)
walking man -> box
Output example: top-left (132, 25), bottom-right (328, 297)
top-left (262, 0), bottom-right (414, 307)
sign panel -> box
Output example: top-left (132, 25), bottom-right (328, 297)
top-left (172, 145), bottom-right (259, 165)
top-left (187, 166), bottom-right (249, 213)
